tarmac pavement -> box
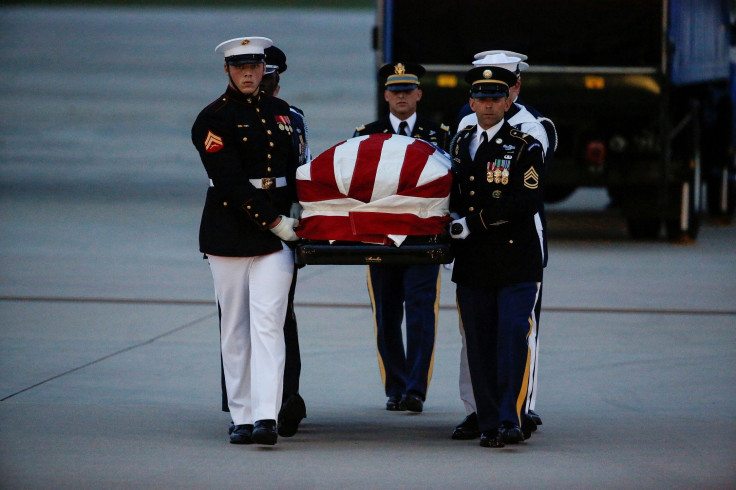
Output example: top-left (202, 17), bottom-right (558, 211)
top-left (1, 6), bottom-right (735, 489)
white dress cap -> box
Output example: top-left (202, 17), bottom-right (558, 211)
top-left (215, 36), bottom-right (273, 59)
top-left (474, 49), bottom-right (528, 61)
top-left (472, 53), bottom-right (529, 72)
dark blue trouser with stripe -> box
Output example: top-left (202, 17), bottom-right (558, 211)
top-left (368, 264), bottom-right (440, 400)
top-left (456, 282), bottom-right (539, 433)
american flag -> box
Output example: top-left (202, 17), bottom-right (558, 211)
top-left (296, 134), bottom-right (452, 245)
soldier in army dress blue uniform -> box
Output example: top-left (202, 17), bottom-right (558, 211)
top-left (448, 65), bottom-right (544, 448)
top-left (353, 62), bottom-right (451, 413)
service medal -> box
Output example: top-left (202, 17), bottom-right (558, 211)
top-left (501, 169), bottom-right (510, 185)
top-left (494, 168), bottom-right (502, 183)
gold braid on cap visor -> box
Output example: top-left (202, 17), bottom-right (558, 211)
top-left (385, 74), bottom-right (420, 86)
top-left (471, 79), bottom-right (509, 87)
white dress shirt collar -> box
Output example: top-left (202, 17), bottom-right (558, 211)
top-left (389, 113), bottom-right (417, 135)
top-left (470, 119), bottom-right (505, 160)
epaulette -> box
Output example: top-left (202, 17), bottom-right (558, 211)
top-left (510, 128), bottom-right (537, 146)
top-left (449, 128), bottom-right (469, 158)
top-left (205, 94), bottom-right (229, 113)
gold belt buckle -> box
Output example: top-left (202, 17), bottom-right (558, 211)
top-left (261, 177), bottom-right (276, 189)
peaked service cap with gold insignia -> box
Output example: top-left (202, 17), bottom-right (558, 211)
top-left (464, 65), bottom-right (518, 99)
top-left (472, 52), bottom-right (529, 74)
top-left (378, 62), bottom-right (425, 91)
top-left (216, 36), bottom-right (272, 66)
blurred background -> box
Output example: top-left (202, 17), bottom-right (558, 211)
top-left (1, 3), bottom-right (735, 488)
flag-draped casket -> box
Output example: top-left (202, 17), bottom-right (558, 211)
top-left (295, 134), bottom-right (453, 264)
top-left (296, 134), bottom-right (452, 264)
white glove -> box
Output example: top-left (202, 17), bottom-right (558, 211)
top-left (270, 215), bottom-right (300, 242)
top-left (450, 217), bottom-right (470, 239)
top-left (289, 202), bottom-right (303, 220)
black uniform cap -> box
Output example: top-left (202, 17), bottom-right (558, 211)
top-left (464, 65), bottom-right (517, 99)
top-left (264, 46), bottom-right (287, 74)
top-left (379, 62), bottom-right (425, 91)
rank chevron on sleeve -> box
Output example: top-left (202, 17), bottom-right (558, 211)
top-left (524, 167), bottom-right (539, 189)
top-left (205, 131), bottom-right (223, 153)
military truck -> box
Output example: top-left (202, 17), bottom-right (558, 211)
top-left (373, 0), bottom-right (735, 240)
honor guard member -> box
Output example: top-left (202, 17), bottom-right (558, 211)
top-left (452, 51), bottom-right (555, 441)
top-left (192, 36), bottom-right (301, 446)
top-left (219, 44), bottom-right (310, 439)
top-left (457, 51), bottom-right (556, 162)
top-left (353, 62), bottom-right (451, 413)
top-left (262, 44), bottom-right (310, 437)
top-left (448, 65), bottom-right (544, 448)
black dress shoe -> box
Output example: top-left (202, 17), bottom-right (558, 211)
top-left (386, 395), bottom-right (406, 411)
top-left (252, 419), bottom-right (278, 445)
top-left (479, 431), bottom-right (505, 448)
top-left (228, 421), bottom-right (235, 435)
top-left (278, 393), bottom-right (307, 437)
top-left (229, 424), bottom-right (254, 444)
top-left (402, 393), bottom-right (423, 413)
top-left (528, 409), bottom-right (543, 426)
top-left (521, 416), bottom-right (537, 440)
top-left (451, 412), bottom-right (480, 440)
top-left (499, 423), bottom-right (524, 444)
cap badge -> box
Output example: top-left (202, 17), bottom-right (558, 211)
top-left (241, 39), bottom-right (250, 45)
top-left (483, 69), bottom-right (492, 79)
top-left (395, 63), bottom-right (406, 75)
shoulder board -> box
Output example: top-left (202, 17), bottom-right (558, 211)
top-left (204, 94), bottom-right (229, 113)
top-left (510, 128), bottom-right (535, 143)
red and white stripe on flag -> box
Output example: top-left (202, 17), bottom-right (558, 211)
top-left (296, 134), bottom-right (452, 245)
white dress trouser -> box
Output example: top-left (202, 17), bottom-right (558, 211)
top-left (208, 243), bottom-right (293, 425)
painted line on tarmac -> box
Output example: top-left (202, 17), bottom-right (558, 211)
top-left (0, 310), bottom-right (216, 402)
top-left (1, 296), bottom-right (735, 316)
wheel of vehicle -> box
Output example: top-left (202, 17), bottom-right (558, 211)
top-left (627, 217), bottom-right (661, 240)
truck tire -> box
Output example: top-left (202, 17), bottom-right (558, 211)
top-left (627, 217), bottom-right (661, 240)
